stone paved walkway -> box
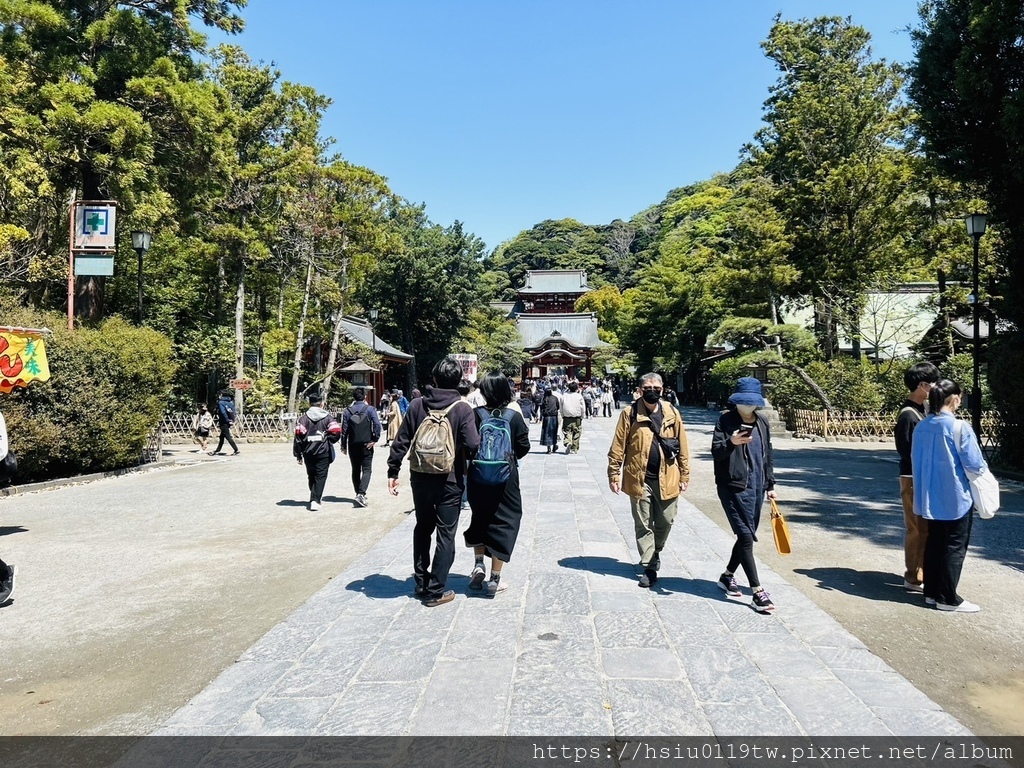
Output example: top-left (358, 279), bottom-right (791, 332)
top-left (154, 415), bottom-right (972, 737)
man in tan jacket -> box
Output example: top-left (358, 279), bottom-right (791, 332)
top-left (607, 372), bottom-right (690, 587)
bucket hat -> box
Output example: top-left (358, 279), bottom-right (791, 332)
top-left (728, 376), bottom-right (766, 407)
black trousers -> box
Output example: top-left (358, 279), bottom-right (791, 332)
top-left (303, 453), bottom-right (332, 503)
top-left (602, 402), bottom-right (613, 417)
top-left (214, 425), bottom-right (238, 453)
top-left (410, 473), bottom-right (463, 600)
top-left (924, 512), bottom-right (973, 606)
top-left (349, 443), bottom-right (373, 494)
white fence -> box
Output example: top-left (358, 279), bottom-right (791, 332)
top-left (159, 413), bottom-right (296, 443)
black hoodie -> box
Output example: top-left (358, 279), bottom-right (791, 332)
top-left (387, 386), bottom-right (480, 481)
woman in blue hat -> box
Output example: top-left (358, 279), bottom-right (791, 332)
top-left (710, 377), bottom-right (778, 613)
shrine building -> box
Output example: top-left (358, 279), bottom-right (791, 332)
top-left (496, 269), bottom-right (605, 381)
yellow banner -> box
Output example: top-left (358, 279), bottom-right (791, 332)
top-left (0, 331), bottom-right (51, 394)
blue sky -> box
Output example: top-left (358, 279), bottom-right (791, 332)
top-left (213, 1), bottom-right (920, 252)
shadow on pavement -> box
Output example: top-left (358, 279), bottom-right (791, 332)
top-left (651, 576), bottom-right (723, 599)
top-left (275, 499), bottom-right (309, 508)
top-left (0, 526), bottom-right (27, 537)
top-left (557, 555), bottom-right (636, 580)
top-left (345, 573), bottom-right (417, 600)
top-left (795, 567), bottom-right (931, 605)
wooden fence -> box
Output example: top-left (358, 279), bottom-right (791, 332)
top-left (785, 408), bottom-right (1002, 448)
top-left (159, 413), bottom-right (296, 443)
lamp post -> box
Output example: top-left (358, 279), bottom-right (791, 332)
top-left (368, 308), bottom-right (379, 400)
top-left (130, 231), bottom-right (152, 326)
top-left (965, 213), bottom-right (987, 439)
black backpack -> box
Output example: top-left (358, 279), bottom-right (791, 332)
top-left (346, 404), bottom-right (374, 445)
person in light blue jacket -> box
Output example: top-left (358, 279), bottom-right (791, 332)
top-left (911, 379), bottom-right (988, 613)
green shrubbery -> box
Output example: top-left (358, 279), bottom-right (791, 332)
top-left (1, 307), bottom-right (174, 482)
top-left (709, 352), bottom-right (989, 415)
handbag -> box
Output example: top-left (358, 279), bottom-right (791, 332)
top-left (769, 497), bottom-right (791, 555)
top-left (953, 420), bottom-right (1000, 519)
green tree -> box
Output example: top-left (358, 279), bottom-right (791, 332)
top-left (453, 307), bottom-right (528, 377)
top-left (357, 204), bottom-right (485, 389)
top-left (750, 16), bottom-right (915, 356)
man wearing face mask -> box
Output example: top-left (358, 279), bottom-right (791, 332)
top-left (607, 372), bottom-right (691, 588)
top-left (711, 377), bottom-right (777, 613)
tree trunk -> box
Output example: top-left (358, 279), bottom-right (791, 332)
top-left (322, 253), bottom-right (348, 403)
top-left (771, 361), bottom-right (834, 412)
top-left (233, 257), bottom-right (246, 417)
top-left (287, 257), bottom-right (314, 413)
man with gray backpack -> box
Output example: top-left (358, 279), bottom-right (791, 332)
top-left (388, 357), bottom-right (479, 607)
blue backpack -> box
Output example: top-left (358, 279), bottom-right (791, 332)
top-left (471, 407), bottom-right (514, 485)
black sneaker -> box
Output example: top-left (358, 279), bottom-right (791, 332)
top-left (752, 588), bottom-right (775, 613)
top-left (0, 565), bottom-right (14, 603)
top-left (638, 568), bottom-right (658, 588)
top-left (718, 572), bottom-right (741, 597)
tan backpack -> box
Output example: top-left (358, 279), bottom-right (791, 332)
top-left (409, 402), bottom-right (459, 474)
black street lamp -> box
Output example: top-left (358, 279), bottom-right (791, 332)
top-left (965, 213), bottom-right (987, 439)
top-left (368, 308), bottom-right (378, 352)
top-left (131, 231), bottom-right (153, 325)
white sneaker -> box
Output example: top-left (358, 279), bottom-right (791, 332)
top-left (925, 597), bottom-right (936, 606)
top-left (355, 494), bottom-right (367, 507)
top-left (936, 600), bottom-right (980, 613)
top-left (309, 500), bottom-right (321, 512)
top-left (903, 580), bottom-right (924, 593)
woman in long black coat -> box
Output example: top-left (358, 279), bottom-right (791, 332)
top-left (465, 371), bottom-right (531, 597)
top-left (539, 388), bottom-right (560, 452)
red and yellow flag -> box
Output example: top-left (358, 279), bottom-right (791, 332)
top-left (0, 329), bottom-right (50, 394)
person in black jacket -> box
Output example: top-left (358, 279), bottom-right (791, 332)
top-left (464, 371), bottom-right (532, 597)
top-left (340, 388), bottom-right (382, 508)
top-left (711, 377), bottom-right (777, 613)
top-left (388, 357), bottom-right (480, 607)
top-left (211, 390), bottom-right (240, 456)
top-left (293, 393), bottom-right (342, 511)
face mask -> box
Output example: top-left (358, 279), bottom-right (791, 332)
top-left (736, 405), bottom-right (757, 417)
top-left (642, 390), bottom-right (661, 404)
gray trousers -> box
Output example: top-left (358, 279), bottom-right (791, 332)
top-left (629, 478), bottom-right (679, 568)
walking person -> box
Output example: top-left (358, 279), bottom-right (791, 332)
top-left (539, 387), bottom-right (560, 453)
top-left (388, 356), bottom-right (480, 607)
top-left (518, 390), bottom-right (535, 423)
top-left (560, 381), bottom-right (586, 454)
top-left (464, 371), bottom-right (531, 597)
top-left (531, 386), bottom-right (544, 424)
top-left (582, 385), bottom-right (594, 420)
top-left (601, 386), bottom-right (614, 417)
top-left (192, 403), bottom-right (214, 453)
top-left (895, 362), bottom-right (940, 593)
top-left (210, 390), bottom-right (240, 456)
top-left (386, 390), bottom-right (403, 446)
top-left (293, 393), bottom-right (342, 511)
top-left (607, 373), bottom-right (691, 588)
top-left (378, 391), bottom-right (392, 445)
top-left (341, 388), bottom-right (382, 508)
top-left (912, 379), bottom-right (988, 613)
top-left (711, 377), bottom-right (777, 613)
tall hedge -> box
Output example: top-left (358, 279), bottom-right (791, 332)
top-left (1, 307), bottom-right (175, 482)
